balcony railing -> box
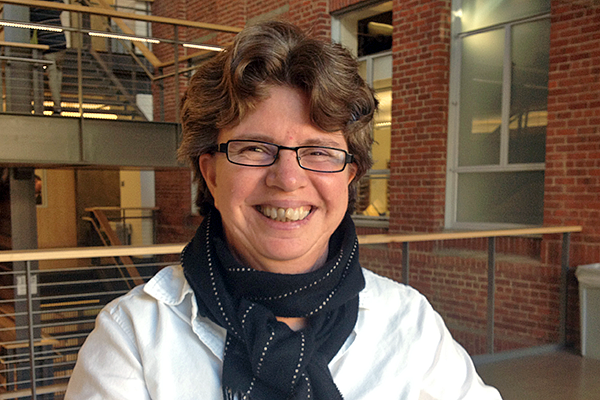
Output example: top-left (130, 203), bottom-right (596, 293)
top-left (0, 0), bottom-right (241, 121)
top-left (0, 224), bottom-right (582, 399)
top-left (0, 243), bottom-right (184, 399)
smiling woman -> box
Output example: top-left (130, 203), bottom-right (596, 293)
top-left (64, 21), bottom-right (503, 400)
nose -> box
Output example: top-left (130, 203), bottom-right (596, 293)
top-left (265, 148), bottom-right (308, 191)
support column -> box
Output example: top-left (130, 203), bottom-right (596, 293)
top-left (9, 168), bottom-right (42, 397)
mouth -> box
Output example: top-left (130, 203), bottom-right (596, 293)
top-left (257, 205), bottom-right (312, 222)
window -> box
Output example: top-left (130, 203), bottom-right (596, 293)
top-left (333, 1), bottom-right (392, 227)
top-left (446, 0), bottom-right (550, 228)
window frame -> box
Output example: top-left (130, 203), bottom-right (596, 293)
top-left (332, 2), bottom-right (392, 229)
top-left (445, 4), bottom-right (551, 230)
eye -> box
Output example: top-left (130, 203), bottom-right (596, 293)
top-left (239, 144), bottom-right (269, 153)
top-left (301, 147), bottom-right (338, 158)
top-left (230, 141), bottom-right (278, 161)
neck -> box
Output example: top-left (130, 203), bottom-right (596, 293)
top-left (277, 316), bottom-right (307, 331)
top-left (230, 243), bottom-right (329, 275)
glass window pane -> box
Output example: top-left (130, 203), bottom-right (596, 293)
top-left (509, 20), bottom-right (550, 164)
top-left (373, 54), bottom-right (392, 84)
top-left (460, 0), bottom-right (550, 32)
top-left (355, 60), bottom-right (391, 217)
top-left (458, 29), bottom-right (504, 166)
top-left (456, 171), bottom-right (544, 225)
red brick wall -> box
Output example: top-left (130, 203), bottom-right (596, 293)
top-left (389, 0), bottom-right (451, 234)
top-left (154, 169), bottom-right (200, 244)
top-left (544, 0), bottom-right (600, 267)
top-left (330, 0), bottom-right (366, 13)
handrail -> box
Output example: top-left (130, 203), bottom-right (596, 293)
top-left (0, 40), bottom-right (49, 51)
top-left (359, 225), bottom-right (583, 244)
top-left (0, 243), bottom-right (186, 262)
top-left (85, 206), bottom-right (159, 211)
top-left (0, 225), bottom-right (582, 263)
top-left (0, 0), bottom-right (243, 33)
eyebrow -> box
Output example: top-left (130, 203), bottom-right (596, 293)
top-left (232, 134), bottom-right (347, 149)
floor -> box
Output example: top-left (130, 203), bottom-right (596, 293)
top-left (476, 351), bottom-right (600, 400)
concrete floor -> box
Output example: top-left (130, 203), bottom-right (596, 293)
top-left (477, 351), bottom-right (600, 400)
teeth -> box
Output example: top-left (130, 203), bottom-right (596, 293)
top-left (260, 206), bottom-right (310, 222)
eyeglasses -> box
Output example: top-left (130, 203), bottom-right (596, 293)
top-left (215, 140), bottom-right (354, 173)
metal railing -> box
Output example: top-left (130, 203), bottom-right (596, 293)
top-left (0, 0), bottom-right (241, 121)
top-left (0, 244), bottom-right (184, 399)
top-left (0, 224), bottom-right (582, 398)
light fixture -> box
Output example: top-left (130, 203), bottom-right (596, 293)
top-left (59, 111), bottom-right (119, 120)
top-left (88, 31), bottom-right (160, 44)
top-left (182, 43), bottom-right (224, 52)
top-left (367, 22), bottom-right (393, 36)
top-left (0, 21), bottom-right (63, 32)
top-left (375, 121), bottom-right (392, 128)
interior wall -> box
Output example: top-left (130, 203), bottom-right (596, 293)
top-left (75, 169), bottom-right (121, 246)
top-left (120, 170), bottom-right (155, 246)
top-left (36, 169), bottom-right (78, 269)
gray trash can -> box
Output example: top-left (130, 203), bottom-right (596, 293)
top-left (576, 263), bottom-right (600, 360)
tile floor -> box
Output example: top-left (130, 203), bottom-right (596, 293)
top-left (476, 350), bottom-right (600, 400)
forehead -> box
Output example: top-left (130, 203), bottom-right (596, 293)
top-left (219, 86), bottom-right (347, 148)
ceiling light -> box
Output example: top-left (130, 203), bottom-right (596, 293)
top-left (0, 21), bottom-right (63, 32)
top-left (183, 43), bottom-right (224, 52)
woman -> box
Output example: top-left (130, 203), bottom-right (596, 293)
top-left (65, 21), bottom-right (502, 400)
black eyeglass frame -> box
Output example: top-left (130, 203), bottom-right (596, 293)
top-left (214, 139), bottom-right (355, 173)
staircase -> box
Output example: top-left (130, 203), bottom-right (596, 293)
top-left (41, 48), bottom-right (153, 120)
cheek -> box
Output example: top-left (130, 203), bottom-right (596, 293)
top-left (319, 176), bottom-right (350, 205)
top-left (214, 168), bottom-right (261, 209)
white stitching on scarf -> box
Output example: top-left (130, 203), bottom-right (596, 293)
top-left (291, 332), bottom-right (305, 389)
top-left (255, 328), bottom-right (275, 377)
top-left (247, 248), bottom-right (346, 302)
top-left (205, 214), bottom-right (239, 337)
top-left (307, 239), bottom-right (357, 316)
top-left (241, 304), bottom-right (254, 329)
top-left (304, 373), bottom-right (312, 399)
top-left (223, 337), bottom-right (230, 358)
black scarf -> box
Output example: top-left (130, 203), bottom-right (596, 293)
top-left (182, 210), bottom-right (365, 400)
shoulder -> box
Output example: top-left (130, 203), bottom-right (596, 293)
top-left (360, 268), bottom-right (429, 311)
top-left (99, 265), bottom-right (192, 332)
top-left (357, 268), bottom-right (442, 341)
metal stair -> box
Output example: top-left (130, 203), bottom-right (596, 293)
top-left (41, 48), bottom-right (153, 120)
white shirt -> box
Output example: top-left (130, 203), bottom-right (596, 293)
top-left (65, 265), bottom-right (502, 400)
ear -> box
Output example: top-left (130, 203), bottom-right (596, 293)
top-left (199, 153), bottom-right (217, 196)
top-left (346, 163), bottom-right (358, 185)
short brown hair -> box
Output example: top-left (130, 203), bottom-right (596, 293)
top-left (178, 20), bottom-right (377, 215)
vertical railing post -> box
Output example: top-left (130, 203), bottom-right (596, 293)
top-left (402, 242), bottom-right (410, 285)
top-left (159, 67), bottom-right (165, 122)
top-left (32, 49), bottom-right (43, 115)
top-left (173, 25), bottom-right (180, 123)
top-left (559, 232), bottom-right (571, 347)
top-left (487, 237), bottom-right (496, 354)
top-left (78, 12), bottom-right (84, 117)
top-left (25, 260), bottom-right (37, 400)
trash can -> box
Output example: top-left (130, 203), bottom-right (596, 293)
top-left (576, 263), bottom-right (600, 360)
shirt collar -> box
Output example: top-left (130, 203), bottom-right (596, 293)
top-left (144, 264), bottom-right (193, 306)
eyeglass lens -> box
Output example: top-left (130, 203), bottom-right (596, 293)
top-left (224, 140), bottom-right (350, 172)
